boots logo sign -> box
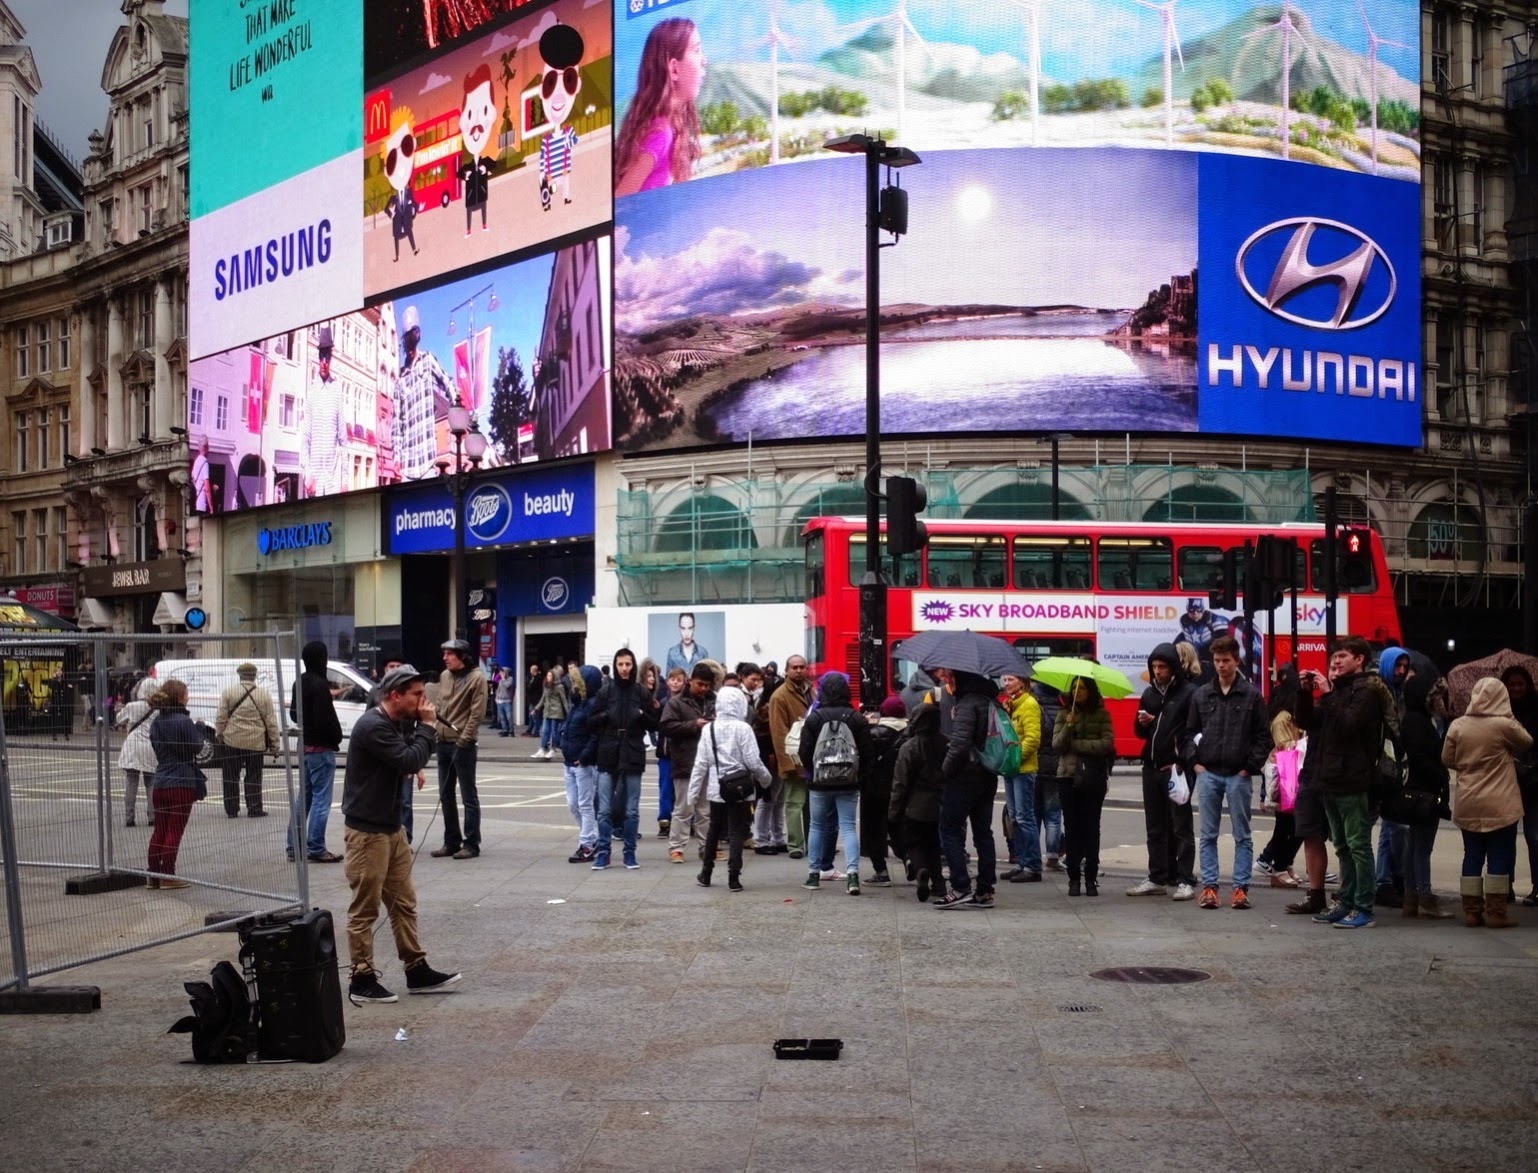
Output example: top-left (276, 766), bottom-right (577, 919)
top-left (465, 485), bottom-right (513, 542)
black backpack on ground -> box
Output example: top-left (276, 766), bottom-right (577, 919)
top-left (168, 960), bottom-right (254, 1064)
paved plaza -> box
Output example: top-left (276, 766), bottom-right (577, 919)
top-left (3, 739), bottom-right (1538, 1172)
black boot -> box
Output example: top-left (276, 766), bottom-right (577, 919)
top-left (696, 865), bottom-right (712, 888)
top-left (728, 871), bottom-right (743, 893)
top-left (1085, 873), bottom-right (1099, 897)
top-left (1068, 870), bottom-right (1081, 897)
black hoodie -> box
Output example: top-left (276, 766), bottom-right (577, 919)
top-left (940, 670), bottom-right (998, 780)
top-left (290, 640), bottom-right (342, 750)
top-left (1137, 641), bottom-right (1192, 769)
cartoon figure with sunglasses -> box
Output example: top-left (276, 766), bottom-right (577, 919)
top-left (457, 64), bottom-right (497, 237)
top-left (537, 23), bottom-right (584, 211)
top-left (383, 107), bottom-right (420, 262)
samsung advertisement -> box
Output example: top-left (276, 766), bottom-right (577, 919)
top-left (190, 0), bottom-right (1423, 470)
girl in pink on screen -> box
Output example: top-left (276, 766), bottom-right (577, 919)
top-left (614, 18), bottom-right (707, 198)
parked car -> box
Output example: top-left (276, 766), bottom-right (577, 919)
top-left (148, 657), bottom-right (374, 752)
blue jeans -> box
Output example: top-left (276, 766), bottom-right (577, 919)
top-left (540, 717), bottom-right (564, 752)
top-left (437, 742), bottom-right (481, 853)
top-left (496, 700), bottom-right (513, 734)
top-left (1398, 821), bottom-right (1437, 896)
top-left (1006, 773), bottom-right (1041, 873)
top-left (1037, 778), bottom-right (1062, 859)
top-left (940, 775), bottom-right (998, 897)
top-left (1196, 770), bottom-right (1253, 889)
top-left (1376, 818), bottom-right (1403, 888)
top-left (1461, 823), bottom-right (1518, 877)
top-left (657, 758), bottom-right (674, 823)
top-left (808, 789), bottom-right (859, 876)
top-left (565, 762), bottom-right (598, 849)
top-left (597, 770), bottom-right (641, 858)
top-left (287, 750), bottom-right (336, 859)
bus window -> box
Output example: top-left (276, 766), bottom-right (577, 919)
top-left (925, 535), bottom-right (1008, 588)
top-left (1309, 539), bottom-right (1377, 593)
top-left (847, 535), bottom-right (919, 587)
top-left (1012, 637), bottom-right (1094, 662)
top-left (1178, 546), bottom-right (1224, 592)
top-left (1096, 536), bottom-right (1172, 591)
top-left (1013, 536), bottom-right (1091, 590)
top-left (806, 531), bottom-right (825, 598)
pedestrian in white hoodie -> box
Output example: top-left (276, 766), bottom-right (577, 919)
top-left (689, 686), bottom-right (771, 892)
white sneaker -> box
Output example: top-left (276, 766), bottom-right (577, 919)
top-left (1171, 882), bottom-right (1196, 901)
top-left (530, 750), bottom-right (546, 760)
top-left (1254, 860), bottom-right (1276, 876)
top-left (1126, 879), bottom-right (1167, 897)
top-left (819, 868), bottom-right (845, 881)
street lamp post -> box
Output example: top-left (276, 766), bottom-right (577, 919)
top-left (824, 132), bottom-right (921, 706)
top-left (443, 403), bottom-right (488, 645)
top-left (1040, 432), bottom-right (1073, 520)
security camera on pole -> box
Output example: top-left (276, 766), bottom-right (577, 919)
top-left (824, 133), bottom-right (922, 705)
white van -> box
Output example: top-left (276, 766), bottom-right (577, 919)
top-left (148, 658), bottom-right (375, 752)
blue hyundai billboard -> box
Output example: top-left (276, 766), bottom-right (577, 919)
top-left (386, 463), bottom-right (596, 555)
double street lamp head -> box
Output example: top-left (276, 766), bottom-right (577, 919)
top-left (823, 134), bottom-right (923, 169)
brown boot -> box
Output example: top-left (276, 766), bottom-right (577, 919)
top-left (1460, 876), bottom-right (1485, 927)
top-left (1417, 892), bottom-right (1454, 920)
top-left (1285, 889), bottom-right (1327, 915)
top-left (1401, 889), bottom-right (1420, 918)
top-left (1484, 875), bottom-right (1517, 929)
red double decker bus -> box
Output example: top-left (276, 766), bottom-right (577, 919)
top-left (803, 517), bottom-right (1401, 757)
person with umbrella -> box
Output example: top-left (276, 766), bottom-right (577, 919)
top-left (933, 666), bottom-right (1004, 909)
top-left (1049, 674), bottom-right (1116, 896)
top-left (1500, 667), bottom-right (1538, 906)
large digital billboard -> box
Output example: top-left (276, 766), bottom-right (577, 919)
top-left (187, 236), bottom-right (611, 513)
top-left (612, 0), bottom-right (1422, 449)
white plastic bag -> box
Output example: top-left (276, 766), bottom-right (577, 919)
top-left (1167, 764), bottom-right (1191, 806)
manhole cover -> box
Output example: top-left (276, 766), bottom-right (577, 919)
top-left (1058, 1004), bottom-right (1102, 1013)
top-left (1090, 966), bottom-right (1212, 985)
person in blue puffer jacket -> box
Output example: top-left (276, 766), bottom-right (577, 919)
top-left (561, 665), bottom-right (605, 863)
top-left (146, 679), bottom-right (205, 889)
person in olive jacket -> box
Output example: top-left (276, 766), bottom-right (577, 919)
top-left (1053, 676), bottom-right (1116, 897)
top-left (146, 680), bottom-right (204, 889)
top-left (588, 647), bottom-right (661, 870)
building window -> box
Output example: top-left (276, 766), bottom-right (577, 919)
top-left (173, 275), bottom-right (186, 337)
top-left (98, 198), bottom-right (115, 247)
top-left (280, 392), bottom-right (295, 428)
top-left (1433, 155), bottom-right (1455, 252)
top-left (1471, 19), bottom-right (1483, 98)
top-left (138, 385), bottom-right (152, 440)
top-left (136, 182), bottom-right (153, 234)
top-left (11, 512), bottom-right (24, 575)
top-left (133, 497), bottom-right (157, 562)
top-left (34, 319), bottom-right (49, 373)
top-left (177, 164), bottom-right (188, 220)
top-left (189, 384), bottom-right (204, 426)
top-left (53, 506), bottom-right (67, 571)
top-left (14, 411), bottom-right (28, 472)
top-left (14, 324), bottom-right (28, 378)
top-left (1431, 10), bottom-right (1452, 92)
top-left (58, 405), bottom-right (69, 460)
top-left (57, 316), bottom-right (70, 369)
top-left (141, 97), bottom-right (155, 151)
top-left (215, 394), bottom-right (229, 432)
top-left (36, 408), bottom-right (50, 468)
top-left (33, 508), bottom-right (47, 571)
top-left (138, 288), bottom-right (154, 347)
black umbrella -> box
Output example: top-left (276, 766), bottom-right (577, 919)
top-left (894, 630), bottom-right (1034, 680)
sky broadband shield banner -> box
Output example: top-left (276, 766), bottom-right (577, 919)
top-left (189, 0), bottom-right (365, 360)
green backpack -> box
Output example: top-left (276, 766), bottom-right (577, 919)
top-left (977, 700), bottom-right (1024, 777)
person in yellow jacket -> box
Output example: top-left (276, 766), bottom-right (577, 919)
top-left (1000, 672), bottom-right (1044, 882)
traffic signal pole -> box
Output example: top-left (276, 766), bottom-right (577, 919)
top-left (858, 138), bottom-right (887, 708)
top-left (1323, 486), bottom-right (1339, 650)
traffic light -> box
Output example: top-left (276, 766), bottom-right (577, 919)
top-left (886, 476), bottom-right (929, 557)
top-left (1340, 527), bottom-right (1374, 589)
top-left (1208, 546), bottom-right (1240, 611)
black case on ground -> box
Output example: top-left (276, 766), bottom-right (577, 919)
top-left (238, 909), bottom-right (346, 1063)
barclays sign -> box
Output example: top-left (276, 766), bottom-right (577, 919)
top-left (257, 521), bottom-right (333, 555)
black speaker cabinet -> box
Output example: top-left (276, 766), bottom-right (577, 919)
top-left (239, 909), bottom-right (346, 1063)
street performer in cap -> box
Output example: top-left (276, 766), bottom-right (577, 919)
top-left (342, 664), bottom-right (463, 1005)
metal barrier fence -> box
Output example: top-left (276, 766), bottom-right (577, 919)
top-left (0, 632), bottom-right (312, 1003)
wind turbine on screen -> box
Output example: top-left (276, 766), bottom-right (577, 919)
top-left (998, 0), bottom-right (1044, 146)
top-left (757, 1), bottom-right (802, 164)
top-left (1131, 0), bottom-right (1186, 147)
top-left (834, 0), bottom-right (935, 145)
top-left (1244, 0), bottom-right (1301, 159)
top-left (1357, 0), bottom-right (1409, 173)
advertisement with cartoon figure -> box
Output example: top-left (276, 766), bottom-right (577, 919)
top-left (363, 0), bottom-right (613, 302)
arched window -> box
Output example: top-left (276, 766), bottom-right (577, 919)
top-left (965, 483), bottom-right (1092, 521)
top-left (1407, 501), bottom-right (1484, 562)
top-left (655, 494), bottom-right (758, 553)
top-left (787, 485), bottom-right (868, 547)
top-left (1142, 484), bottom-right (1247, 523)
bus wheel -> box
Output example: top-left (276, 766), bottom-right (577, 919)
top-left (441, 192), bottom-right (451, 209)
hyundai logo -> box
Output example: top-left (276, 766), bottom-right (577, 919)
top-left (465, 484), bottom-right (513, 543)
top-left (541, 576), bottom-right (570, 611)
top-left (1235, 217), bottom-right (1396, 331)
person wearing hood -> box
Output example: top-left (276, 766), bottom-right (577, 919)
top-left (116, 676), bottom-right (160, 827)
top-left (560, 666), bottom-right (605, 863)
top-left (798, 671), bottom-right (875, 894)
top-left (1398, 673), bottom-right (1453, 919)
top-left (589, 647), bottom-right (661, 870)
top-left (890, 703), bottom-right (947, 902)
top-left (1443, 677), bottom-right (1533, 927)
top-left (932, 668), bottom-right (1003, 909)
top-left (289, 640), bottom-right (344, 864)
top-left (689, 686), bottom-right (772, 891)
top-left (1373, 646), bottom-right (1428, 909)
top-left (900, 667), bottom-right (938, 718)
top-left (430, 639), bottom-right (488, 861)
top-left (1129, 641), bottom-right (1197, 900)
top-left (1499, 667), bottom-right (1538, 905)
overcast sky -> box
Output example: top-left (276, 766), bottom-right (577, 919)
top-left (8, 0), bottom-right (188, 163)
